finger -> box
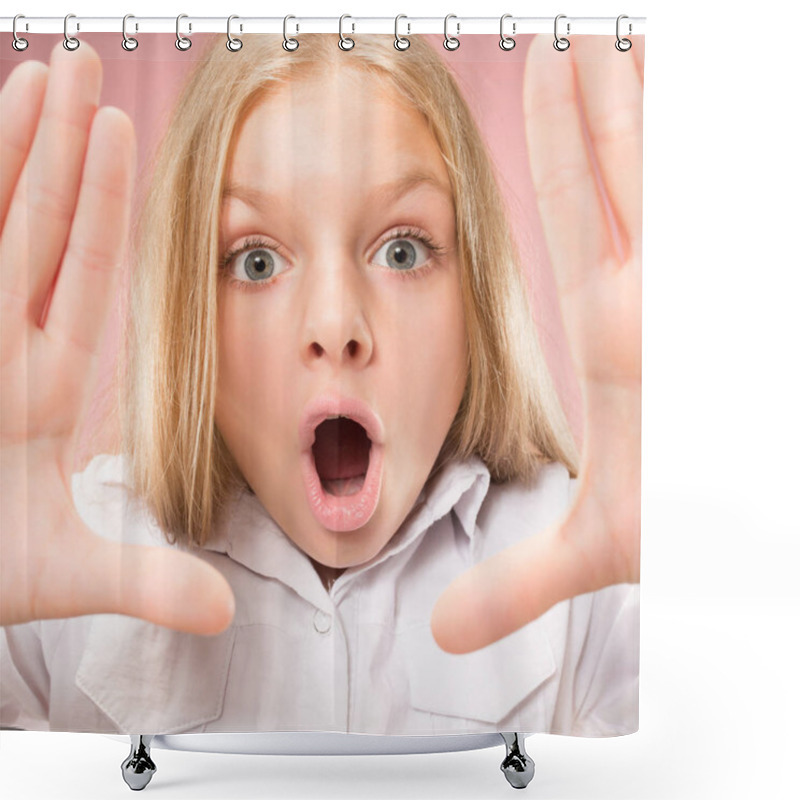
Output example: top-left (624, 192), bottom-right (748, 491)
top-left (572, 36), bottom-right (643, 260)
top-left (631, 36), bottom-right (645, 84)
top-left (523, 34), bottom-right (616, 298)
top-left (2, 41), bottom-right (102, 329)
top-left (44, 106), bottom-right (135, 357)
top-left (63, 537), bottom-right (235, 636)
top-left (0, 60), bottom-right (49, 232)
top-left (430, 510), bottom-right (616, 654)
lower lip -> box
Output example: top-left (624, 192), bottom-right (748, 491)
top-left (300, 443), bottom-right (384, 532)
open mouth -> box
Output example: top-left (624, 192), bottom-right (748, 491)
top-left (299, 397), bottom-right (385, 532)
top-left (301, 416), bottom-right (384, 532)
top-left (312, 416), bottom-right (371, 497)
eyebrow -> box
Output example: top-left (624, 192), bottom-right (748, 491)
top-left (221, 171), bottom-right (452, 212)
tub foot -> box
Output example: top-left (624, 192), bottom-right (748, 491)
top-left (121, 735), bottom-right (156, 791)
top-left (500, 732), bottom-right (535, 789)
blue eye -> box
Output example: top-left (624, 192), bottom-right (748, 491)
top-left (377, 238), bottom-right (424, 270)
top-left (242, 249), bottom-right (275, 280)
top-left (221, 238), bottom-right (288, 289)
top-left (220, 228), bottom-right (447, 291)
top-left (374, 230), bottom-right (444, 272)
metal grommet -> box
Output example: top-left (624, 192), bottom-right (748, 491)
top-left (12, 15), bottom-right (29, 51)
top-left (226, 15), bottom-right (243, 51)
top-left (63, 13), bottom-right (80, 51)
top-left (499, 14), bottom-right (516, 51)
top-left (283, 15), bottom-right (299, 51)
top-left (615, 14), bottom-right (632, 52)
top-left (553, 14), bottom-right (570, 51)
top-left (121, 14), bottom-right (139, 51)
top-left (394, 15), bottom-right (410, 51)
top-left (176, 14), bottom-right (192, 51)
top-left (443, 14), bottom-right (460, 51)
top-left (339, 15), bottom-right (355, 51)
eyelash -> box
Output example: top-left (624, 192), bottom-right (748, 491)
top-left (218, 227), bottom-right (447, 293)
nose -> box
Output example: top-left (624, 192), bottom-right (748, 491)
top-left (300, 261), bottom-right (374, 371)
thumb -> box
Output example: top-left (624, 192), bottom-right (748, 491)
top-left (73, 538), bottom-right (235, 636)
top-left (430, 521), bottom-right (599, 654)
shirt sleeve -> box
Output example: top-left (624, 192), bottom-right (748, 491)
top-left (571, 583), bottom-right (640, 736)
top-left (0, 621), bottom-right (50, 731)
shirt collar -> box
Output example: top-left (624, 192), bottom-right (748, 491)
top-left (202, 456), bottom-right (492, 609)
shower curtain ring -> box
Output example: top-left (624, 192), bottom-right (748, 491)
top-left (443, 14), bottom-right (460, 51)
top-left (499, 14), bottom-right (516, 51)
top-left (63, 14), bottom-right (80, 51)
top-left (553, 14), bottom-right (570, 51)
top-left (226, 15), bottom-right (243, 51)
top-left (122, 14), bottom-right (139, 51)
top-left (339, 15), bottom-right (355, 50)
top-left (283, 15), bottom-right (299, 51)
top-left (615, 15), bottom-right (633, 51)
top-left (176, 14), bottom-right (192, 51)
top-left (12, 15), bottom-right (28, 51)
top-left (394, 15), bottom-right (410, 51)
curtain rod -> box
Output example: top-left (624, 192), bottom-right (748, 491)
top-left (1, 16), bottom-right (646, 37)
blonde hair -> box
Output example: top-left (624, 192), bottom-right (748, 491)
top-left (119, 33), bottom-right (579, 548)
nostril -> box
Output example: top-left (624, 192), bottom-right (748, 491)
top-left (308, 340), bottom-right (361, 360)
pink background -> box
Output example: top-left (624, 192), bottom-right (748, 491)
top-left (1, 33), bottom-right (581, 469)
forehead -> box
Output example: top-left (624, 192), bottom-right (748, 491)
top-left (228, 67), bottom-right (449, 191)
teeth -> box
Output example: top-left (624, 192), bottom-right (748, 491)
top-left (325, 415), bottom-right (346, 420)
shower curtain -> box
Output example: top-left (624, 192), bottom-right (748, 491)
top-left (1, 28), bottom-right (642, 740)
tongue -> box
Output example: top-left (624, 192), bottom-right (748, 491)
top-left (319, 476), bottom-right (366, 497)
top-left (313, 418), bottom-right (371, 496)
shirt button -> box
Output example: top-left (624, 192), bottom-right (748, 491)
top-left (314, 609), bottom-right (332, 634)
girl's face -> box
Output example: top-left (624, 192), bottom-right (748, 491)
top-left (214, 66), bottom-right (468, 584)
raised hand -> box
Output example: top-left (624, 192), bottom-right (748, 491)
top-left (0, 42), bottom-right (234, 635)
top-left (431, 34), bottom-right (643, 654)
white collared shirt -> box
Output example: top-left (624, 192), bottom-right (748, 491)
top-left (1, 453), bottom-right (638, 736)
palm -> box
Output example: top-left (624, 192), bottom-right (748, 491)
top-left (431, 34), bottom-right (643, 654)
top-left (0, 42), bottom-right (233, 634)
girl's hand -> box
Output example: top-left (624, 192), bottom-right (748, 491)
top-left (0, 43), bottom-right (234, 635)
top-left (431, 34), bottom-right (643, 653)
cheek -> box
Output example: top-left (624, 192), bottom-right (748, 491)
top-left (383, 274), bottom-right (468, 422)
top-left (411, 297), bottom-right (466, 372)
top-left (215, 295), bottom-right (289, 432)
top-left (417, 269), bottom-right (467, 368)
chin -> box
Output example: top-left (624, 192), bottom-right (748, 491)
top-left (303, 508), bottom-right (394, 569)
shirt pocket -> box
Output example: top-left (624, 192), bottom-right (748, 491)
top-left (399, 620), bottom-right (556, 725)
top-left (75, 614), bottom-right (235, 734)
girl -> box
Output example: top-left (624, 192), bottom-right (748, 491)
top-left (1, 33), bottom-right (641, 735)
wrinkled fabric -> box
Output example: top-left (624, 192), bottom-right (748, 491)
top-left (1, 453), bottom-right (638, 736)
